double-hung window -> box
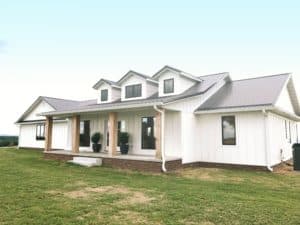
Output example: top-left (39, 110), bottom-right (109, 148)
top-left (36, 123), bottom-right (45, 140)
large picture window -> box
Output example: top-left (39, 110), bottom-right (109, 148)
top-left (141, 117), bottom-right (155, 149)
top-left (125, 84), bottom-right (142, 98)
top-left (163, 78), bottom-right (174, 94)
top-left (36, 123), bottom-right (45, 140)
top-left (101, 89), bottom-right (108, 102)
top-left (222, 116), bottom-right (236, 145)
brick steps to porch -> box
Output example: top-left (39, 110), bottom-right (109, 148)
top-left (69, 157), bottom-right (102, 167)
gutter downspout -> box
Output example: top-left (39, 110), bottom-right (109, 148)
top-left (153, 105), bottom-right (167, 172)
top-left (263, 109), bottom-right (273, 172)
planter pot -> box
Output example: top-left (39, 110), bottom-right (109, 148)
top-left (92, 143), bottom-right (102, 153)
top-left (120, 144), bottom-right (129, 154)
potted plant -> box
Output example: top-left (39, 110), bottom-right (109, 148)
top-left (119, 132), bottom-right (129, 154)
top-left (91, 132), bottom-right (102, 153)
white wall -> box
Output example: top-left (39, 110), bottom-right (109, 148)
top-left (25, 101), bottom-right (54, 121)
top-left (96, 83), bottom-right (121, 104)
top-left (157, 70), bottom-right (196, 97)
top-left (164, 110), bottom-right (182, 158)
top-left (19, 121), bottom-right (68, 149)
top-left (183, 111), bottom-right (267, 166)
top-left (268, 112), bottom-right (297, 166)
top-left (275, 85), bottom-right (295, 114)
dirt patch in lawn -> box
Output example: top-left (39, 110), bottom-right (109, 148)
top-left (47, 185), bottom-right (157, 205)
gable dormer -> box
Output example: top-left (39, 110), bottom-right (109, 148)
top-left (153, 66), bottom-right (202, 97)
top-left (93, 79), bottom-right (121, 104)
top-left (117, 71), bottom-right (158, 101)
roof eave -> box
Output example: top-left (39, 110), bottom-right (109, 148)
top-left (194, 105), bottom-right (274, 114)
top-left (39, 102), bottom-right (164, 117)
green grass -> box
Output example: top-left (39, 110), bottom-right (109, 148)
top-left (0, 148), bottom-right (299, 225)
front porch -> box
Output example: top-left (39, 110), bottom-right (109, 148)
top-left (44, 150), bottom-right (182, 172)
top-left (43, 107), bottom-right (183, 172)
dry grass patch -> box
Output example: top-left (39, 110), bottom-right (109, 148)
top-left (47, 185), bottom-right (158, 205)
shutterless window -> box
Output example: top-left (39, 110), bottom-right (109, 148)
top-left (163, 78), bottom-right (174, 94)
top-left (141, 117), bottom-right (155, 149)
top-left (36, 123), bottom-right (45, 140)
top-left (125, 84), bottom-right (142, 98)
top-left (101, 89), bottom-right (108, 101)
top-left (222, 116), bottom-right (236, 145)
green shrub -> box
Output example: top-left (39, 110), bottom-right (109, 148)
top-left (119, 132), bottom-right (129, 144)
top-left (91, 132), bottom-right (102, 144)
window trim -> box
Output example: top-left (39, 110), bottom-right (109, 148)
top-left (101, 89), bottom-right (108, 102)
top-left (163, 78), bottom-right (174, 94)
top-left (221, 115), bottom-right (236, 146)
top-left (125, 84), bottom-right (142, 98)
top-left (36, 123), bottom-right (45, 141)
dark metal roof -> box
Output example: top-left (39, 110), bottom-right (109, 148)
top-left (196, 73), bottom-right (290, 111)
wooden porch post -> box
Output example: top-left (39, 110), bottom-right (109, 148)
top-left (108, 112), bottom-right (117, 156)
top-left (155, 111), bottom-right (162, 159)
top-left (45, 116), bottom-right (53, 152)
top-left (72, 115), bottom-right (80, 153)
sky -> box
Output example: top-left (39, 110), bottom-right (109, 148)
top-left (0, 0), bottom-right (300, 135)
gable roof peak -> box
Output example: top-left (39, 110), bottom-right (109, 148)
top-left (117, 70), bottom-right (158, 85)
top-left (153, 65), bottom-right (202, 82)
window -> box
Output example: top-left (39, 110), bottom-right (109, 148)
top-left (141, 117), bottom-right (155, 149)
top-left (101, 89), bottom-right (108, 102)
top-left (125, 84), bottom-right (142, 98)
top-left (80, 121), bottom-right (90, 147)
top-left (222, 116), bottom-right (236, 145)
top-left (117, 120), bottom-right (126, 146)
top-left (36, 123), bottom-right (45, 140)
top-left (163, 78), bottom-right (174, 94)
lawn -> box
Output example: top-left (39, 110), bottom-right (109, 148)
top-left (0, 148), bottom-right (299, 225)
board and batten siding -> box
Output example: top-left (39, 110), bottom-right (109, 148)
top-left (157, 70), bottom-right (196, 97)
top-left (181, 112), bottom-right (267, 166)
top-left (267, 112), bottom-right (297, 166)
top-left (95, 82), bottom-right (121, 104)
top-left (25, 100), bottom-right (55, 121)
top-left (19, 121), bottom-right (68, 150)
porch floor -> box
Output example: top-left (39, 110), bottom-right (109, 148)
top-left (45, 150), bottom-right (180, 162)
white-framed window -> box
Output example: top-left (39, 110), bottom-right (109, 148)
top-left (125, 84), bottom-right (142, 98)
top-left (221, 116), bottom-right (236, 145)
top-left (163, 78), bottom-right (174, 94)
top-left (36, 123), bottom-right (45, 141)
top-left (101, 89), bottom-right (108, 102)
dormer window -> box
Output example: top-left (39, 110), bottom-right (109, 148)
top-left (125, 84), bottom-right (142, 98)
top-left (163, 78), bottom-right (174, 94)
top-left (101, 89), bottom-right (108, 102)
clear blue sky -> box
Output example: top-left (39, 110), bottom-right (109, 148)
top-left (0, 0), bottom-right (300, 134)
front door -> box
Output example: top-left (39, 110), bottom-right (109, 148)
top-left (141, 117), bottom-right (156, 149)
top-left (80, 120), bottom-right (90, 147)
